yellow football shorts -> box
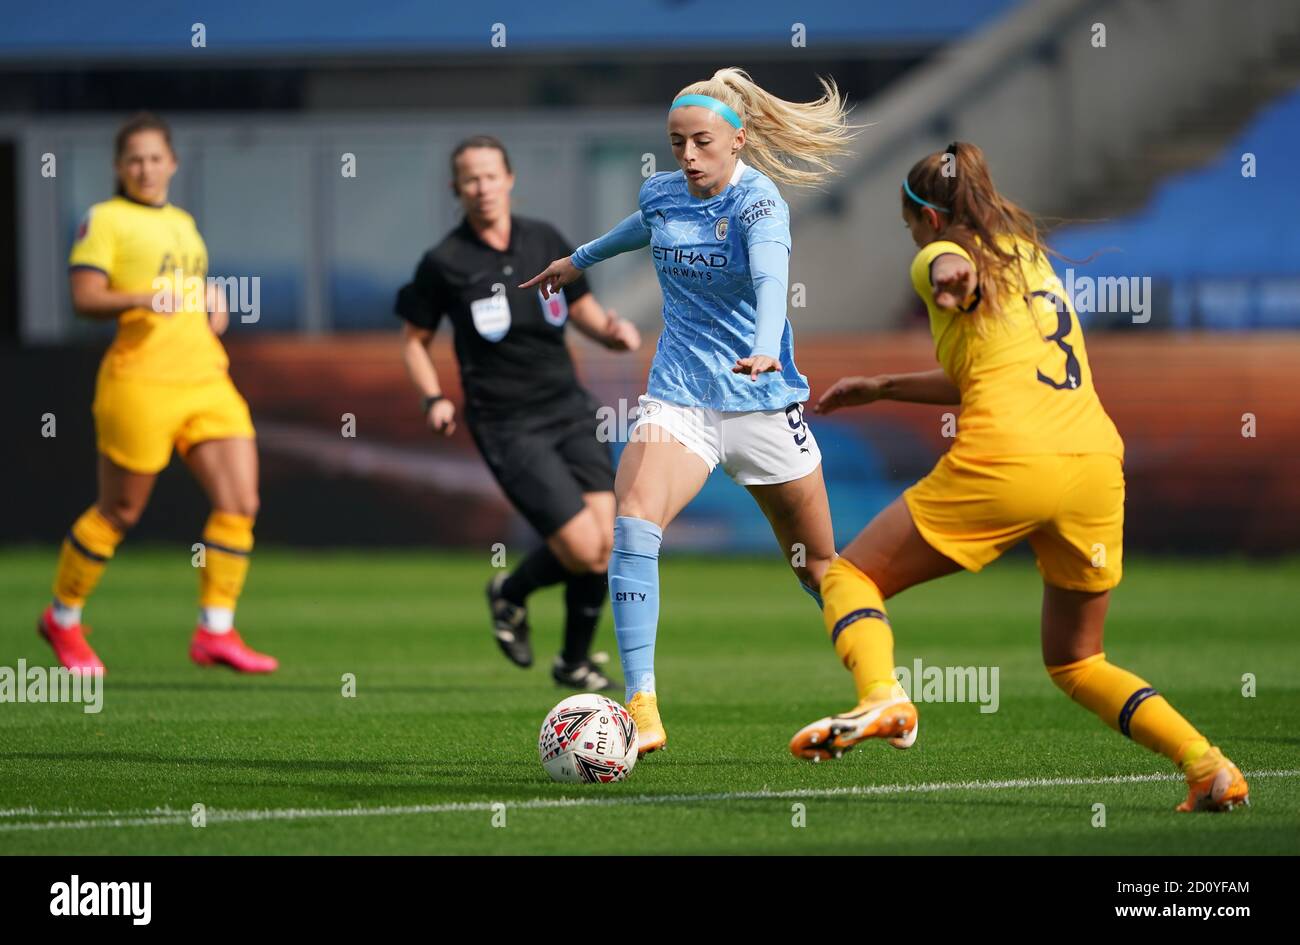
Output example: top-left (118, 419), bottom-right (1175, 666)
top-left (93, 371), bottom-right (255, 474)
top-left (903, 450), bottom-right (1124, 592)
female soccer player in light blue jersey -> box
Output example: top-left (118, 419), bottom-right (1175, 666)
top-left (522, 67), bottom-right (858, 752)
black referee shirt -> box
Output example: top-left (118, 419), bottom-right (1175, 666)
top-left (395, 214), bottom-right (593, 423)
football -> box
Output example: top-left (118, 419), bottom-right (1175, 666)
top-left (538, 694), bottom-right (638, 784)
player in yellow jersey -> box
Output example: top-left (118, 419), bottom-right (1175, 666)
top-left (38, 113), bottom-right (277, 675)
top-left (789, 142), bottom-right (1247, 812)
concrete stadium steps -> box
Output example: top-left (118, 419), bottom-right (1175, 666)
top-left (1076, 36), bottom-right (1300, 221)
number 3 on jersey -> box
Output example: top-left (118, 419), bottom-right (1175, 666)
top-left (1030, 290), bottom-right (1081, 391)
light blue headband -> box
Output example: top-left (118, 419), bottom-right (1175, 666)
top-left (670, 94), bottom-right (743, 130)
top-left (903, 178), bottom-right (949, 213)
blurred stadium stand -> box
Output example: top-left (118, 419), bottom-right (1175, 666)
top-left (4, 0), bottom-right (1014, 341)
top-left (7, 0), bottom-right (1300, 338)
top-left (785, 0), bottom-right (1300, 330)
top-left (0, 2), bottom-right (1017, 62)
top-left (1053, 86), bottom-right (1300, 330)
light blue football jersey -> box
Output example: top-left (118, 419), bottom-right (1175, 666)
top-left (639, 159), bottom-right (809, 411)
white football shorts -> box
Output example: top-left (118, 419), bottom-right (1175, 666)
top-left (631, 393), bottom-right (822, 486)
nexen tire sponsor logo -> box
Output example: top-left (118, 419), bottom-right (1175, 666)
top-left (50, 875), bottom-right (151, 925)
top-left (740, 198), bottom-right (776, 226)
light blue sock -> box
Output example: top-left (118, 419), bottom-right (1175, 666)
top-left (799, 578), bottom-right (824, 610)
top-left (609, 516), bottom-right (662, 703)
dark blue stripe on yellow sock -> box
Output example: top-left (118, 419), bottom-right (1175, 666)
top-left (1118, 686), bottom-right (1158, 738)
top-left (66, 530), bottom-right (109, 563)
top-left (203, 540), bottom-right (251, 558)
top-left (831, 608), bottom-right (889, 645)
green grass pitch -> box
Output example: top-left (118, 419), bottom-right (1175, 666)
top-left (1, 547), bottom-right (1296, 854)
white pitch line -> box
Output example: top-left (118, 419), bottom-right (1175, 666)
top-left (1, 768), bottom-right (1296, 834)
top-left (0, 806), bottom-right (184, 818)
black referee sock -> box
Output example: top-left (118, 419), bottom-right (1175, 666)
top-left (500, 545), bottom-right (569, 606)
top-left (562, 571), bottom-right (609, 665)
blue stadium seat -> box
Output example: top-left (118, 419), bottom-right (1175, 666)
top-left (1051, 87), bottom-right (1300, 329)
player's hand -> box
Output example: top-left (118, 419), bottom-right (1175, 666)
top-left (131, 291), bottom-right (160, 312)
top-left (732, 354), bottom-right (782, 381)
top-left (931, 255), bottom-right (976, 309)
top-left (426, 399), bottom-right (457, 436)
top-left (814, 375), bottom-right (886, 415)
top-left (603, 311), bottom-right (641, 352)
top-left (519, 256), bottom-right (580, 299)
top-left (206, 282), bottom-right (229, 336)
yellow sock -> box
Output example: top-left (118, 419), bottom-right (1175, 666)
top-left (1047, 653), bottom-right (1209, 770)
top-left (52, 506), bottom-right (124, 607)
top-left (822, 557), bottom-right (898, 703)
top-left (199, 512), bottom-right (254, 610)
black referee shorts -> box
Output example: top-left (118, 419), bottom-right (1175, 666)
top-left (467, 392), bottom-right (615, 538)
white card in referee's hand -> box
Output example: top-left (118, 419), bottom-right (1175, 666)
top-left (470, 293), bottom-right (511, 342)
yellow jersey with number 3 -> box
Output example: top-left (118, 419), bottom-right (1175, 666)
top-left (69, 195), bottom-right (228, 385)
top-left (909, 237), bottom-right (1123, 460)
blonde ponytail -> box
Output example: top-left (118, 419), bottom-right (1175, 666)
top-left (674, 67), bottom-right (861, 188)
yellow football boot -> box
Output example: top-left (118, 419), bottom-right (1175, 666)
top-left (790, 685), bottom-right (918, 762)
top-left (627, 691), bottom-right (667, 755)
top-left (1176, 746), bottom-right (1250, 812)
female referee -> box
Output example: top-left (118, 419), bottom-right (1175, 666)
top-left (39, 113), bottom-right (277, 674)
top-left (396, 135), bottom-right (641, 691)
top-left (522, 68), bottom-right (858, 753)
top-left (790, 142), bottom-right (1247, 813)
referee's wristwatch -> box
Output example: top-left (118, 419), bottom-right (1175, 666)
top-left (420, 393), bottom-right (445, 414)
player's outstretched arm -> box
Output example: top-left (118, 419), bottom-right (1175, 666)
top-left (568, 296), bottom-right (641, 352)
top-left (518, 255), bottom-right (581, 299)
top-left (68, 269), bottom-right (154, 320)
top-left (814, 369), bottom-right (960, 414)
top-left (522, 211), bottom-right (652, 298)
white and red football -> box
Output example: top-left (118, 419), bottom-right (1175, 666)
top-left (538, 694), bottom-right (638, 784)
